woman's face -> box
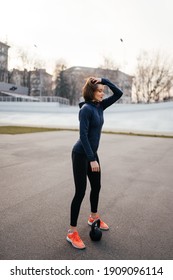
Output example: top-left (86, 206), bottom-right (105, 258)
top-left (93, 84), bottom-right (105, 102)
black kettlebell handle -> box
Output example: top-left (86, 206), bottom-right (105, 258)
top-left (92, 219), bottom-right (100, 229)
top-left (90, 218), bottom-right (102, 241)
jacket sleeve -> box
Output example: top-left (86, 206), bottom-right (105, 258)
top-left (101, 78), bottom-right (123, 110)
top-left (79, 106), bottom-right (96, 162)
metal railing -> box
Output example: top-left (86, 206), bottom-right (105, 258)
top-left (0, 95), bottom-right (70, 105)
top-left (38, 96), bottom-right (69, 105)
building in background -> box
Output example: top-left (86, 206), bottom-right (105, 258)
top-left (0, 41), bottom-right (133, 103)
top-left (0, 41), bottom-right (53, 97)
top-left (0, 41), bottom-right (10, 83)
top-left (58, 66), bottom-right (133, 105)
top-left (29, 69), bottom-right (52, 97)
top-left (0, 43), bottom-right (29, 97)
top-left (9, 68), bottom-right (29, 88)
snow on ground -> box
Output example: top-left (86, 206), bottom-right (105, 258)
top-left (0, 101), bottom-right (173, 135)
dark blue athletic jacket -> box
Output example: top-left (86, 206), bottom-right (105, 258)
top-left (72, 78), bottom-right (123, 161)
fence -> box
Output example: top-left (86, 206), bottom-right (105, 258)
top-left (0, 95), bottom-right (69, 105)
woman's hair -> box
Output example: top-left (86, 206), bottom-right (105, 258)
top-left (82, 77), bottom-right (100, 101)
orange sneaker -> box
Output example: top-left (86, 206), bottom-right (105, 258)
top-left (66, 231), bottom-right (86, 249)
top-left (88, 215), bottom-right (109, 230)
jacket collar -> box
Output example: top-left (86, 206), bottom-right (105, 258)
top-left (79, 101), bottom-right (100, 108)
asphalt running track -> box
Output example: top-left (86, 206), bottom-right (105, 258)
top-left (0, 131), bottom-right (173, 260)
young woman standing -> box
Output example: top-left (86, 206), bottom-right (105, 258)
top-left (67, 77), bottom-right (123, 249)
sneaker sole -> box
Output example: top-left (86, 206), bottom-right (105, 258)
top-left (88, 221), bottom-right (109, 231)
top-left (66, 236), bottom-right (86, 250)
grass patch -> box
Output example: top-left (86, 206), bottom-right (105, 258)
top-left (0, 126), bottom-right (62, 134)
top-left (102, 130), bottom-right (173, 139)
top-left (0, 126), bottom-right (172, 138)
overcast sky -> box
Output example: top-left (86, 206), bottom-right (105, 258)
top-left (0, 0), bottom-right (173, 75)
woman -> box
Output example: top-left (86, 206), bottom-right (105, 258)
top-left (66, 77), bottom-right (123, 249)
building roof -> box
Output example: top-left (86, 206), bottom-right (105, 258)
top-left (63, 66), bottom-right (134, 78)
top-left (0, 41), bottom-right (10, 48)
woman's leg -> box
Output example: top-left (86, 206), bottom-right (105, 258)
top-left (70, 151), bottom-right (88, 227)
top-left (67, 151), bottom-right (87, 250)
top-left (87, 155), bottom-right (109, 230)
top-left (87, 154), bottom-right (101, 214)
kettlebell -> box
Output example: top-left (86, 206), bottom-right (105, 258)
top-left (89, 219), bottom-right (102, 241)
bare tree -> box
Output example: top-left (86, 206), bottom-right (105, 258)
top-left (17, 48), bottom-right (45, 70)
top-left (8, 44), bottom-right (45, 71)
top-left (133, 50), bottom-right (173, 103)
top-left (99, 55), bottom-right (119, 70)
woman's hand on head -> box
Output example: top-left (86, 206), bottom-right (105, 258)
top-left (90, 161), bottom-right (100, 172)
top-left (90, 77), bottom-right (101, 84)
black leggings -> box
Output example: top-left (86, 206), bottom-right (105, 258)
top-left (70, 151), bottom-right (101, 227)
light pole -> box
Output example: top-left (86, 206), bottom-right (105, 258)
top-left (120, 38), bottom-right (125, 102)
